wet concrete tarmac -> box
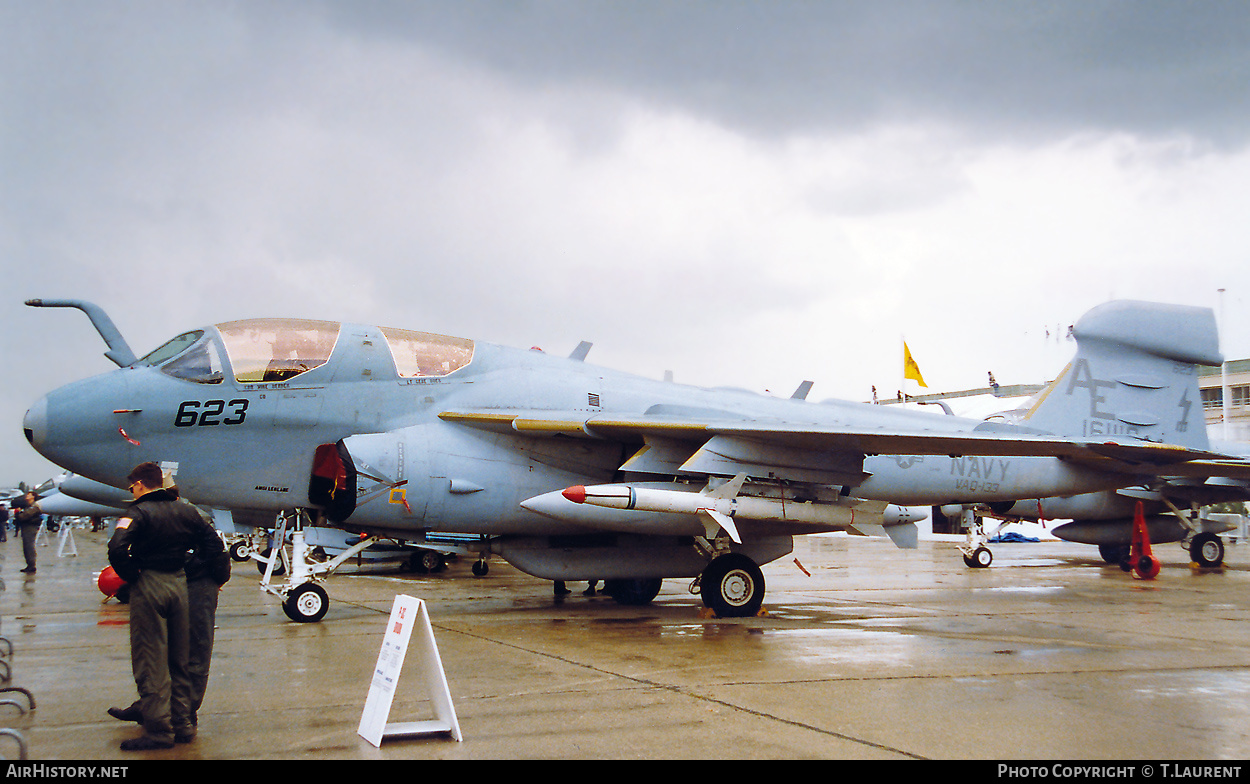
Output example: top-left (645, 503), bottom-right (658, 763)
top-left (1, 527), bottom-right (1248, 760)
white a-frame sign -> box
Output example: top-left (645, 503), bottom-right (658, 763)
top-left (358, 594), bottom-right (462, 746)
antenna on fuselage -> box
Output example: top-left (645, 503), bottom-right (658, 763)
top-left (25, 299), bottom-right (138, 367)
top-left (791, 380), bottom-right (814, 400)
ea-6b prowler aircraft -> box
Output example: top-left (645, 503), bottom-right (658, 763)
top-left (940, 473), bottom-right (1249, 569)
top-left (22, 298), bottom-right (1250, 621)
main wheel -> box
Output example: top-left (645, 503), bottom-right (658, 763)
top-left (700, 553), bottom-right (765, 618)
top-left (1098, 544), bottom-right (1130, 565)
top-left (420, 550), bottom-right (445, 572)
top-left (408, 549), bottom-right (445, 573)
top-left (603, 578), bottom-right (663, 606)
top-left (1189, 532), bottom-right (1225, 568)
top-left (283, 583), bottom-right (329, 623)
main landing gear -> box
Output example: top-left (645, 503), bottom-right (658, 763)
top-left (1161, 498), bottom-right (1227, 569)
top-left (689, 536), bottom-right (766, 618)
top-left (1106, 498), bottom-right (1228, 571)
top-left (1112, 531), bottom-right (1228, 569)
top-left (1188, 531), bottom-right (1225, 568)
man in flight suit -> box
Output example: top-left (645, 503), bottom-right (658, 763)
top-left (14, 492), bottom-right (43, 573)
top-left (108, 462), bottom-right (225, 751)
top-left (108, 485), bottom-right (231, 734)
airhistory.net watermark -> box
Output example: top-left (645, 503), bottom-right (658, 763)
top-left (5, 765), bottom-right (129, 778)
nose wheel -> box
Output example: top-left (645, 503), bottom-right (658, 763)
top-left (962, 546), bottom-right (993, 568)
top-left (258, 510), bottom-right (389, 623)
top-left (957, 506), bottom-right (998, 569)
top-left (282, 583), bottom-right (329, 623)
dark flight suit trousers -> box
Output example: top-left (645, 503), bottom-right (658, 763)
top-left (20, 521), bottom-right (39, 570)
top-left (129, 569), bottom-right (192, 743)
top-left (186, 576), bottom-right (220, 723)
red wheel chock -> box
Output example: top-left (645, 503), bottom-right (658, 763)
top-left (1129, 500), bottom-right (1160, 580)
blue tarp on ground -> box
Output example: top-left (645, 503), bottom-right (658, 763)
top-left (988, 532), bottom-right (1042, 543)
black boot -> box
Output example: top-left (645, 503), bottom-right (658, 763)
top-left (108, 704), bottom-right (143, 723)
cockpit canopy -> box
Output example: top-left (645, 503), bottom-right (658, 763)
top-left (137, 319), bottom-right (474, 384)
top-left (379, 326), bottom-right (474, 379)
top-left (219, 319), bottom-right (340, 383)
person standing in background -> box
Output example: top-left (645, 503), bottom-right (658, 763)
top-left (14, 492), bottom-right (43, 573)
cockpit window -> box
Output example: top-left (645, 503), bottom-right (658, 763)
top-left (217, 319), bottom-right (341, 384)
top-left (380, 326), bottom-right (474, 378)
top-left (138, 331), bottom-right (204, 367)
top-left (160, 333), bottom-right (224, 384)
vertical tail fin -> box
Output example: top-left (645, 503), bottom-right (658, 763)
top-left (1019, 301), bottom-right (1221, 451)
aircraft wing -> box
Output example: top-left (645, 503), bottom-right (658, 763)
top-left (1137, 459), bottom-right (1250, 481)
top-left (438, 410), bottom-right (1231, 484)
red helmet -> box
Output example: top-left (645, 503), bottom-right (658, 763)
top-left (97, 566), bottom-right (126, 598)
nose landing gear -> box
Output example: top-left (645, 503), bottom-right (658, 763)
top-left (957, 506), bottom-right (998, 569)
top-left (256, 510), bottom-right (387, 622)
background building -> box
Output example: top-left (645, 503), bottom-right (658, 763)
top-left (1199, 358), bottom-right (1250, 443)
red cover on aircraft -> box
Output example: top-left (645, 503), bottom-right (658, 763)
top-left (312, 443), bottom-right (347, 498)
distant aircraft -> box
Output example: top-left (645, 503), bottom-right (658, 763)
top-left (34, 487), bottom-right (124, 520)
top-left (936, 473), bottom-right (1246, 568)
top-left (55, 471), bottom-right (132, 509)
top-left (917, 365), bottom-right (1249, 569)
top-left (22, 298), bottom-right (1250, 621)
top-left (27, 472), bottom-right (125, 519)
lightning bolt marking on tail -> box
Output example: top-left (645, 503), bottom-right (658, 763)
top-left (1176, 388), bottom-right (1192, 433)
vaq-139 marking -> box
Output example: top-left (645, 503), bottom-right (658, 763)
top-left (22, 299), bottom-right (1250, 621)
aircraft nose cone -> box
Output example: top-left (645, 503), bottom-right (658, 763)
top-left (23, 396), bottom-right (47, 449)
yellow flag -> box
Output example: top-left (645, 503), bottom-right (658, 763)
top-left (903, 341), bottom-right (927, 388)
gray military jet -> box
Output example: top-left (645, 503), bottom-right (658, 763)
top-left (22, 298), bottom-right (1249, 620)
top-left (943, 474), bottom-right (1247, 569)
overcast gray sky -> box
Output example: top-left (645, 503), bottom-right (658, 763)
top-left (4, 1), bottom-right (1250, 484)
